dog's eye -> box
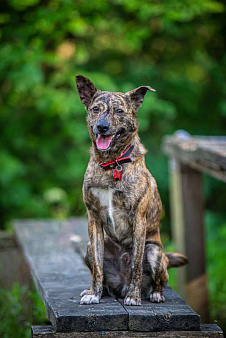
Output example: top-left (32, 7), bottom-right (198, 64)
top-left (115, 109), bottom-right (124, 115)
top-left (92, 106), bottom-right (100, 113)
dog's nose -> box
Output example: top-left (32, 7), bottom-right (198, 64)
top-left (97, 121), bottom-right (109, 134)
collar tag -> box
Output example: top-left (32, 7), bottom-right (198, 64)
top-left (113, 168), bottom-right (122, 181)
top-left (99, 144), bottom-right (134, 180)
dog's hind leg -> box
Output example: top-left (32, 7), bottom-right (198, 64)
top-left (82, 238), bottom-right (123, 298)
top-left (145, 243), bottom-right (169, 303)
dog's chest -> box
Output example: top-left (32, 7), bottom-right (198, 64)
top-left (90, 188), bottom-right (131, 242)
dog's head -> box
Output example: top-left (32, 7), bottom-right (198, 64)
top-left (76, 75), bottom-right (155, 156)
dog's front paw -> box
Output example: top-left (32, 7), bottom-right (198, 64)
top-left (150, 291), bottom-right (165, 303)
top-left (124, 295), bottom-right (141, 306)
top-left (80, 294), bottom-right (100, 305)
top-left (80, 289), bottom-right (91, 297)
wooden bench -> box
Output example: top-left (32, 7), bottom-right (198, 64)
top-left (13, 218), bottom-right (223, 337)
top-left (162, 131), bottom-right (226, 321)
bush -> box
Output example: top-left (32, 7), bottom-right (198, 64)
top-left (0, 283), bottom-right (47, 338)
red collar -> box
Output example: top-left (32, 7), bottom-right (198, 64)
top-left (99, 144), bottom-right (134, 181)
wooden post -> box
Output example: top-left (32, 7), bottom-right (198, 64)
top-left (0, 231), bottom-right (33, 319)
top-left (169, 158), bottom-right (187, 298)
top-left (169, 159), bottom-right (209, 322)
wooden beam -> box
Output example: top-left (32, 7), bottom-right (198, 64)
top-left (162, 135), bottom-right (226, 183)
top-left (31, 324), bottom-right (224, 337)
top-left (13, 219), bottom-right (200, 333)
top-left (180, 164), bottom-right (209, 322)
top-left (168, 159), bottom-right (209, 321)
top-left (168, 158), bottom-right (187, 298)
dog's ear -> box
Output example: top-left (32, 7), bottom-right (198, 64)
top-left (126, 86), bottom-right (156, 111)
top-left (76, 75), bottom-right (98, 108)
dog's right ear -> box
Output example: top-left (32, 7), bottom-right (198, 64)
top-left (76, 75), bottom-right (98, 108)
top-left (126, 85), bottom-right (156, 112)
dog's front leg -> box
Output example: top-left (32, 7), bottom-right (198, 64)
top-left (124, 217), bottom-right (146, 306)
top-left (80, 210), bottom-right (104, 305)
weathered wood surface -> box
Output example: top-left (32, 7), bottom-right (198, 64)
top-left (168, 159), bottom-right (209, 321)
top-left (162, 134), bottom-right (226, 182)
top-left (180, 164), bottom-right (209, 322)
top-left (168, 159), bottom-right (187, 299)
top-left (14, 218), bottom-right (200, 332)
top-left (32, 324), bottom-right (224, 337)
top-left (118, 287), bottom-right (199, 332)
top-left (0, 231), bottom-right (33, 319)
top-left (0, 231), bottom-right (32, 290)
top-left (161, 132), bottom-right (226, 322)
top-left (14, 219), bottom-right (128, 332)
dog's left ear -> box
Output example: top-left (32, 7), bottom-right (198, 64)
top-left (126, 86), bottom-right (156, 111)
top-left (76, 75), bottom-right (98, 108)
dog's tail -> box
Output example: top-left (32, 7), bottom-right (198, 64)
top-left (166, 252), bottom-right (188, 269)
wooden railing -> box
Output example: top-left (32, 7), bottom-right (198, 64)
top-left (162, 130), bottom-right (226, 322)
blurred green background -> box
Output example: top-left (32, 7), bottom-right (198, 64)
top-left (0, 0), bottom-right (226, 336)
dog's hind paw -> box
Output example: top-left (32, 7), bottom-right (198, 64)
top-left (80, 289), bottom-right (91, 297)
top-left (150, 291), bottom-right (165, 303)
top-left (124, 295), bottom-right (141, 306)
top-left (80, 294), bottom-right (100, 305)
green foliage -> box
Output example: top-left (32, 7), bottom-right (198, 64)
top-left (30, 285), bottom-right (48, 326)
top-left (0, 0), bottom-right (225, 229)
top-left (0, 284), bottom-right (30, 338)
top-left (0, 283), bottom-right (48, 338)
top-left (206, 211), bottom-right (226, 331)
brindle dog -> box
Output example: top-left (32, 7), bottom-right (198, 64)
top-left (76, 75), bottom-right (185, 306)
top-left (84, 238), bottom-right (187, 301)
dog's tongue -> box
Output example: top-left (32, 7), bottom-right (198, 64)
top-left (96, 135), bottom-right (113, 150)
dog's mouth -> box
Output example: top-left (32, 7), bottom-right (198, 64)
top-left (96, 134), bottom-right (114, 150)
top-left (95, 130), bottom-right (123, 151)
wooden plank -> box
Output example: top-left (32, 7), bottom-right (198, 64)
top-left (13, 219), bottom-right (128, 332)
top-left (14, 218), bottom-right (201, 332)
top-left (162, 134), bottom-right (226, 182)
top-left (119, 286), bottom-right (200, 332)
top-left (32, 324), bottom-right (224, 337)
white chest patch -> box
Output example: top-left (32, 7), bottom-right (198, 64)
top-left (91, 188), bottom-right (116, 232)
